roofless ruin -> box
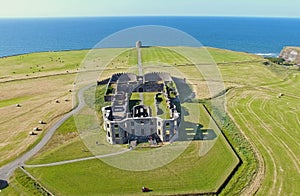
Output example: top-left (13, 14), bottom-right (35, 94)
top-left (100, 41), bottom-right (181, 144)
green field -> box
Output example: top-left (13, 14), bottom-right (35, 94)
top-left (17, 78), bottom-right (238, 195)
top-left (0, 47), bottom-right (127, 168)
top-left (1, 46), bottom-right (300, 195)
top-left (227, 82), bottom-right (300, 195)
top-left (25, 138), bottom-right (237, 196)
top-left (26, 117), bottom-right (93, 165)
top-left (0, 50), bottom-right (87, 76)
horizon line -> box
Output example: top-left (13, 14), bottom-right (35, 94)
top-left (0, 15), bottom-right (300, 19)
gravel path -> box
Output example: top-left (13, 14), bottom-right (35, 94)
top-left (137, 47), bottom-right (144, 104)
top-left (24, 149), bottom-right (131, 168)
top-left (137, 47), bottom-right (143, 76)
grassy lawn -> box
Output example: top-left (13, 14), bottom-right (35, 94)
top-left (130, 92), bottom-right (171, 119)
top-left (26, 117), bottom-right (93, 165)
top-left (26, 137), bottom-right (238, 196)
top-left (157, 93), bottom-right (171, 119)
top-left (130, 92), bottom-right (141, 100)
top-left (110, 48), bottom-right (138, 68)
top-left (142, 92), bottom-right (156, 106)
top-left (141, 46), bottom-right (191, 66)
top-left (105, 48), bottom-right (138, 74)
top-left (141, 47), bottom-right (202, 85)
top-left (142, 92), bottom-right (157, 116)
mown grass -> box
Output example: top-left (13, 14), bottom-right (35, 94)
top-left (201, 100), bottom-right (257, 195)
top-left (141, 47), bottom-right (191, 66)
top-left (141, 47), bottom-right (199, 82)
top-left (0, 50), bottom-right (88, 76)
top-left (227, 86), bottom-right (300, 195)
top-left (219, 61), bottom-right (281, 86)
top-left (205, 53), bottom-right (300, 195)
top-left (207, 47), bottom-right (262, 63)
top-left (142, 92), bottom-right (156, 115)
top-left (157, 93), bottom-right (171, 119)
top-left (26, 117), bottom-right (93, 165)
top-left (0, 96), bottom-right (31, 108)
top-left (94, 48), bottom-right (138, 80)
top-left (27, 137), bottom-right (238, 196)
top-left (130, 92), bottom-right (141, 100)
top-left (107, 48), bottom-right (138, 70)
top-left (130, 92), bottom-right (171, 118)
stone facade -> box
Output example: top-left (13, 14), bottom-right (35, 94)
top-left (101, 72), bottom-right (181, 144)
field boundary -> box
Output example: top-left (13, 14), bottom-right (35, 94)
top-left (19, 166), bottom-right (54, 196)
top-left (201, 104), bottom-right (243, 195)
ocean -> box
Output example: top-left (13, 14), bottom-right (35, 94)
top-left (0, 16), bottom-right (300, 57)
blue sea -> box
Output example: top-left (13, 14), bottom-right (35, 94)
top-left (0, 17), bottom-right (300, 57)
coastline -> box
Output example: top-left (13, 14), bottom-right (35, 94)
top-left (1, 17), bottom-right (300, 58)
top-left (0, 48), bottom-right (91, 59)
top-left (0, 47), bottom-right (279, 59)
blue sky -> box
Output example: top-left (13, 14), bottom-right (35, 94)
top-left (1, 0), bottom-right (300, 18)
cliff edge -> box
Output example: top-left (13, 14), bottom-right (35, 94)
top-left (279, 47), bottom-right (300, 64)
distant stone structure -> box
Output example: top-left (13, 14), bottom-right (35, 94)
top-left (101, 72), bottom-right (181, 145)
top-left (136, 41), bottom-right (142, 48)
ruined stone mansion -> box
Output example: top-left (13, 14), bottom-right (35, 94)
top-left (101, 72), bottom-right (181, 144)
